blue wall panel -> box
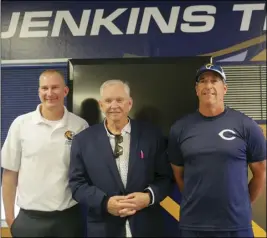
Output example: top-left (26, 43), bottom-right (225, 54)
top-left (1, 63), bottom-right (68, 146)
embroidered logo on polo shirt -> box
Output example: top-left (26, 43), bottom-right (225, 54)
top-left (64, 130), bottom-right (75, 145)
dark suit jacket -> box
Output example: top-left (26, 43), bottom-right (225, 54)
top-left (69, 119), bottom-right (173, 237)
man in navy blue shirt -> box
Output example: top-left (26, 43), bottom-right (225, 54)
top-left (168, 64), bottom-right (266, 237)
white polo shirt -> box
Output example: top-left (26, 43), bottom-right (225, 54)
top-left (1, 105), bottom-right (89, 211)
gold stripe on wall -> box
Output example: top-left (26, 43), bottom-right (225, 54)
top-left (160, 196), bottom-right (180, 221)
top-left (251, 50), bottom-right (267, 61)
top-left (252, 221), bottom-right (267, 238)
top-left (160, 196), bottom-right (266, 237)
top-left (200, 35), bottom-right (266, 58)
top-left (259, 124), bottom-right (266, 138)
top-left (1, 227), bottom-right (11, 237)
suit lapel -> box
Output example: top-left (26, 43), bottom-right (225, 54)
top-left (126, 120), bottom-right (140, 188)
top-left (97, 125), bottom-right (125, 192)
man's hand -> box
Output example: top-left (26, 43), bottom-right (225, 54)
top-left (119, 192), bottom-right (150, 215)
top-left (118, 208), bottom-right (137, 218)
top-left (2, 169), bottom-right (18, 229)
top-left (6, 217), bottom-right (15, 229)
top-left (107, 196), bottom-right (137, 216)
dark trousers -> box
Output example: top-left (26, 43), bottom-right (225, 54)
top-left (10, 205), bottom-right (84, 237)
top-left (179, 228), bottom-right (254, 238)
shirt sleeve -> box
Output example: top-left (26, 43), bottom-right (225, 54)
top-left (77, 119), bottom-right (89, 134)
top-left (144, 187), bottom-right (155, 206)
top-left (245, 118), bottom-right (266, 163)
top-left (82, 121), bottom-right (89, 130)
top-left (1, 117), bottom-right (22, 172)
top-left (168, 124), bottom-right (184, 166)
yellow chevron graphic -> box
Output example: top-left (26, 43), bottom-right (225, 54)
top-left (124, 35), bottom-right (266, 62)
top-left (200, 35), bottom-right (266, 60)
top-left (259, 124), bottom-right (266, 138)
top-left (251, 49), bottom-right (266, 61)
top-left (160, 196), bottom-right (266, 237)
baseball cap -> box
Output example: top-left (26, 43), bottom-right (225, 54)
top-left (196, 63), bottom-right (226, 83)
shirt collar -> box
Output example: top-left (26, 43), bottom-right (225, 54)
top-left (104, 118), bottom-right (131, 138)
top-left (33, 104), bottom-right (69, 127)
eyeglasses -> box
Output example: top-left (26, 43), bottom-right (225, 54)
top-left (114, 135), bottom-right (123, 158)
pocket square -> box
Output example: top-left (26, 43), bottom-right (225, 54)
top-left (140, 150), bottom-right (144, 159)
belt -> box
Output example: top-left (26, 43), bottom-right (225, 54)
top-left (20, 204), bottom-right (79, 218)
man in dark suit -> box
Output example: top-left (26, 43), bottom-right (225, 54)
top-left (69, 79), bottom-right (172, 237)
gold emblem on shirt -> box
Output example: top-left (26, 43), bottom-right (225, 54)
top-left (64, 130), bottom-right (75, 144)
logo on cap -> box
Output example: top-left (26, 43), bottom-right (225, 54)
top-left (205, 63), bottom-right (213, 69)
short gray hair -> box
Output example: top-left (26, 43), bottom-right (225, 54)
top-left (100, 79), bottom-right (130, 97)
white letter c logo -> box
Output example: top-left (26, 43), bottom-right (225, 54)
top-left (218, 129), bottom-right (236, 141)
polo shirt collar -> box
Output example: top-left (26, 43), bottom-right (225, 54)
top-left (33, 104), bottom-right (68, 127)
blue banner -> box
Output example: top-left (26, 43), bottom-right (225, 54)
top-left (1, 1), bottom-right (266, 64)
top-left (1, 1), bottom-right (266, 236)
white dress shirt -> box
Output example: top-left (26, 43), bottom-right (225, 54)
top-left (104, 119), bottom-right (155, 237)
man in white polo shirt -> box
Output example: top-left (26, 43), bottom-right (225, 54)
top-left (1, 69), bottom-right (88, 237)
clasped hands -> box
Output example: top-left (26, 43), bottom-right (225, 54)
top-left (107, 192), bottom-right (150, 217)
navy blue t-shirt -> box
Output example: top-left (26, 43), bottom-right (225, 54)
top-left (168, 107), bottom-right (266, 231)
